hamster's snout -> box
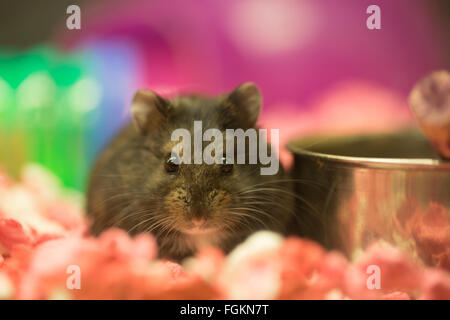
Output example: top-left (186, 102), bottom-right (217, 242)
top-left (182, 217), bottom-right (218, 236)
top-left (190, 218), bottom-right (206, 228)
top-left (163, 184), bottom-right (232, 235)
top-left (186, 215), bottom-right (209, 229)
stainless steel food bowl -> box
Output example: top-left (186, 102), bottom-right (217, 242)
top-left (287, 129), bottom-right (450, 265)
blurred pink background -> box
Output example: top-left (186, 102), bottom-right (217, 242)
top-left (57, 0), bottom-right (448, 166)
top-left (57, 0), bottom-right (448, 104)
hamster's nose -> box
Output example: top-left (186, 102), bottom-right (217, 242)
top-left (191, 218), bottom-right (206, 228)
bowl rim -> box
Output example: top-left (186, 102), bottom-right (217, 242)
top-left (286, 132), bottom-right (450, 170)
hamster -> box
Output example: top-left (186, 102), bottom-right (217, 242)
top-left (87, 83), bottom-right (296, 261)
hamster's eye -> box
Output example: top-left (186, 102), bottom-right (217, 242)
top-left (165, 155), bottom-right (179, 173)
top-left (220, 157), bottom-right (233, 174)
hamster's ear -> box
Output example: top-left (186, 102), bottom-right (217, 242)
top-left (131, 89), bottom-right (170, 134)
top-left (224, 82), bottom-right (262, 129)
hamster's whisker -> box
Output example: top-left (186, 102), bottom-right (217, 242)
top-left (89, 183), bottom-right (150, 194)
top-left (91, 173), bottom-right (146, 178)
top-left (127, 215), bottom-right (160, 234)
top-left (238, 199), bottom-right (296, 218)
top-left (88, 191), bottom-right (149, 213)
top-left (144, 216), bottom-right (174, 234)
top-left (238, 188), bottom-right (322, 228)
top-left (107, 204), bottom-right (147, 227)
top-left (157, 218), bottom-right (178, 241)
top-left (223, 215), bottom-right (256, 234)
top-left (222, 214), bottom-right (252, 233)
top-left (236, 178), bottom-right (324, 193)
top-left (113, 209), bottom-right (156, 229)
top-left (124, 212), bottom-right (162, 232)
top-left (226, 209), bottom-right (271, 230)
top-left (111, 205), bottom-right (160, 228)
top-left (102, 199), bottom-right (154, 221)
top-left (237, 187), bottom-right (321, 219)
top-left (238, 193), bottom-right (303, 214)
top-left (233, 206), bottom-right (277, 222)
top-left (238, 205), bottom-right (285, 229)
top-left (238, 192), bottom-right (315, 217)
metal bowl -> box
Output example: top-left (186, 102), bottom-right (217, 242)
top-left (287, 129), bottom-right (450, 265)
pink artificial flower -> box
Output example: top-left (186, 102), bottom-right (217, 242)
top-left (277, 237), bottom-right (327, 299)
top-left (218, 232), bottom-right (284, 299)
top-left (344, 241), bottom-right (423, 299)
top-left (16, 229), bottom-right (163, 299)
top-left (396, 200), bottom-right (450, 270)
top-left (0, 218), bottom-right (35, 253)
top-left (1, 165), bottom-right (449, 300)
top-left (381, 291), bottom-right (411, 300)
top-left (419, 269), bottom-right (450, 300)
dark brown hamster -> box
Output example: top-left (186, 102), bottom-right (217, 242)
top-left (87, 83), bottom-right (296, 261)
